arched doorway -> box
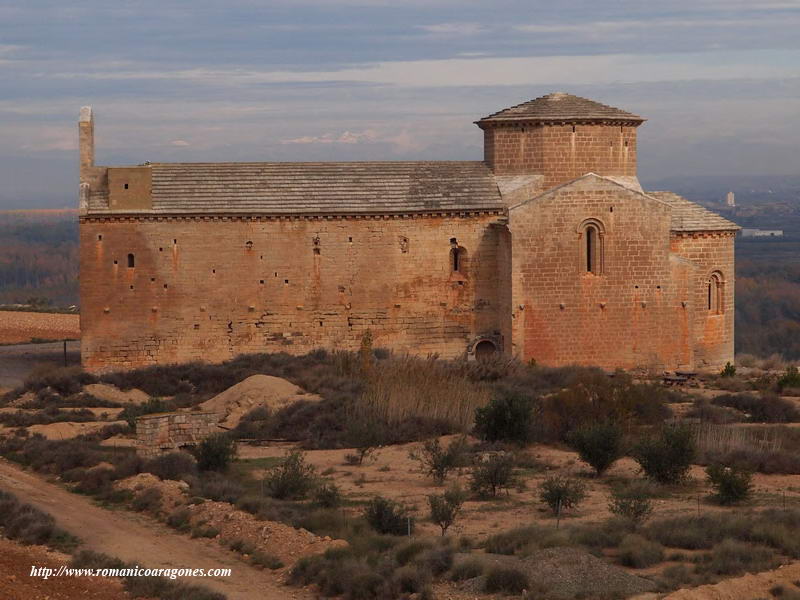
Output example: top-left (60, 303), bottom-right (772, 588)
top-left (474, 340), bottom-right (497, 361)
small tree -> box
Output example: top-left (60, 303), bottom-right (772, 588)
top-left (567, 420), bottom-right (624, 476)
top-left (428, 484), bottom-right (467, 536)
top-left (365, 496), bottom-right (413, 535)
top-left (263, 451), bottom-right (316, 500)
top-left (196, 433), bottom-right (237, 472)
top-left (344, 407), bottom-right (387, 466)
top-left (778, 365), bottom-right (800, 391)
top-left (474, 393), bottom-right (536, 445)
top-left (608, 480), bottom-right (654, 528)
top-left (312, 482), bottom-right (342, 509)
top-left (538, 476), bottom-right (587, 517)
top-left (469, 453), bottom-right (517, 498)
top-left (632, 425), bottom-right (695, 485)
top-left (706, 464), bottom-right (752, 505)
top-left (409, 436), bottom-right (468, 484)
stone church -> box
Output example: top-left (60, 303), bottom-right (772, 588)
top-left (78, 93), bottom-right (737, 373)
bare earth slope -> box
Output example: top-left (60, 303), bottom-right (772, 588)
top-left (0, 458), bottom-right (312, 600)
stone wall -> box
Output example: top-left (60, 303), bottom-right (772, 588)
top-left (136, 412), bottom-right (220, 458)
top-left (79, 212), bottom-right (508, 372)
top-left (483, 123), bottom-right (638, 188)
top-left (509, 176), bottom-right (694, 371)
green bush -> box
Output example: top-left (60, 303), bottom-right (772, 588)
top-left (474, 393), bottom-right (536, 444)
top-left (608, 480), bottom-right (654, 527)
top-left (131, 488), bottom-right (163, 513)
top-left (409, 436), bottom-right (468, 484)
top-left (196, 433), bottom-right (237, 472)
top-left (567, 420), bottom-right (625, 475)
top-left (263, 451), bottom-right (316, 500)
top-left (469, 452), bottom-right (517, 498)
top-left (706, 464), bottom-right (753, 505)
top-left (712, 393), bottom-right (799, 423)
top-left (484, 566), bottom-right (529, 594)
top-left (0, 489), bottom-right (79, 552)
top-left (144, 451), bottom-right (197, 481)
top-left (165, 507), bottom-right (191, 532)
top-left (632, 425), bottom-right (695, 484)
top-left (190, 525), bottom-right (219, 539)
top-left (312, 482), bottom-right (342, 508)
top-left (698, 539), bottom-right (778, 575)
top-left (618, 534), bottom-right (664, 568)
top-left (538, 476), bottom-right (587, 516)
top-left (450, 558), bottom-right (484, 581)
top-left (778, 366), bottom-right (800, 391)
top-left (364, 496), bottom-right (413, 535)
top-left (251, 550), bottom-right (284, 570)
top-left (428, 484), bottom-right (466, 536)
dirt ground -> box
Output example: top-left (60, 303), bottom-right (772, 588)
top-left (238, 436), bottom-right (800, 540)
top-left (0, 538), bottom-right (130, 600)
top-left (0, 311), bottom-right (79, 345)
top-left (0, 458), bottom-right (314, 600)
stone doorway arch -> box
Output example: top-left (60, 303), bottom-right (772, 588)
top-left (474, 339), bottom-right (498, 361)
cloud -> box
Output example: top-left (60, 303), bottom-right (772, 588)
top-left (281, 130), bottom-right (379, 144)
top-left (417, 22), bottom-right (486, 36)
top-left (169, 139), bottom-right (190, 146)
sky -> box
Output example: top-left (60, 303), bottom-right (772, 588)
top-left (1, 0), bottom-right (799, 208)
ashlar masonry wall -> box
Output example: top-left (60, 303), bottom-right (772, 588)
top-left (136, 412), bottom-right (219, 458)
top-left (509, 176), bottom-right (692, 371)
top-left (80, 212), bottom-right (508, 372)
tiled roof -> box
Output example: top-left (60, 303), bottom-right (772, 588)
top-left (477, 92), bottom-right (644, 125)
top-left (648, 191), bottom-right (740, 232)
top-left (148, 161), bottom-right (504, 214)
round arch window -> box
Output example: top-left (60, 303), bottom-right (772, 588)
top-left (474, 340), bottom-right (497, 361)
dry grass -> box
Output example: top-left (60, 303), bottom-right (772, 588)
top-left (696, 424), bottom-right (785, 456)
top-left (354, 356), bottom-right (491, 431)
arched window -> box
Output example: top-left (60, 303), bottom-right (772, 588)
top-left (708, 271), bottom-right (724, 314)
top-left (451, 247), bottom-right (464, 273)
top-left (578, 219), bottom-right (605, 275)
top-left (127, 253), bottom-right (135, 268)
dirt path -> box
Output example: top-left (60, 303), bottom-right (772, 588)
top-left (0, 458), bottom-right (312, 600)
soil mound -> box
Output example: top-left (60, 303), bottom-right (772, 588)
top-left (189, 500), bottom-right (345, 565)
top-left (83, 383), bottom-right (149, 405)
top-left (458, 548), bottom-right (657, 598)
top-left (115, 473), bottom-right (189, 513)
top-left (27, 420), bottom-right (127, 440)
top-left (199, 374), bottom-right (319, 429)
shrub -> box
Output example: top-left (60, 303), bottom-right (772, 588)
top-left (618, 534), bottom-right (664, 568)
top-left (120, 397), bottom-right (170, 428)
top-left (721, 362), bottom-right (737, 377)
top-left (312, 482), bottom-right (342, 509)
top-left (539, 476), bottom-right (587, 516)
top-left (428, 484), bottom-right (467, 536)
top-left (263, 451), bottom-right (316, 500)
top-left (484, 566), bottom-right (528, 594)
top-left (195, 471), bottom-right (244, 503)
top-left (474, 393), bottom-right (536, 444)
top-left (131, 488), bottom-right (163, 513)
top-left (409, 436), bottom-right (468, 484)
top-left (393, 564), bottom-right (430, 594)
top-left (699, 539), bottom-right (778, 575)
top-left (450, 558), bottom-right (484, 581)
top-left (632, 425), bottom-right (695, 484)
top-left (364, 496), bottom-right (413, 535)
top-left (251, 550), bottom-right (284, 570)
top-left (144, 451), bottom-right (197, 481)
top-left (469, 452), bottom-right (517, 498)
top-left (165, 507), bottom-right (191, 532)
top-left (712, 393), bottom-right (799, 423)
top-left (0, 490), bottom-right (79, 552)
top-left (706, 464), bottom-right (753, 505)
top-left (395, 540), bottom-right (432, 565)
top-left (778, 366), bottom-right (800, 391)
top-left (567, 420), bottom-right (625, 475)
top-left (419, 546), bottom-right (453, 576)
top-left (196, 433), bottom-right (237, 471)
top-left (608, 481), bottom-right (654, 528)
top-left (191, 525), bottom-right (219, 539)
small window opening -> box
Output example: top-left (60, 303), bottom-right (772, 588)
top-left (708, 272), bottom-right (724, 314)
top-left (163, 283), bottom-right (168, 289)
top-left (245, 241), bottom-right (253, 250)
top-left (113, 260), bottom-right (118, 265)
top-left (123, 183), bottom-right (129, 190)
top-left (173, 239), bottom-right (177, 245)
top-left (572, 125), bottom-right (576, 133)
top-left (97, 234), bottom-right (103, 241)
top-left (127, 253), bottom-right (135, 268)
top-left (451, 247), bottom-right (465, 273)
top-left (159, 247), bottom-right (163, 252)
top-left (212, 269), bottom-right (216, 274)
top-left (586, 226), bottom-right (597, 273)
top-left (284, 279), bottom-right (289, 284)
top-left (129, 285), bottom-right (134, 290)
top-left (313, 248), bottom-right (321, 255)
top-left (624, 141), bottom-right (629, 147)
top-left (348, 237), bottom-right (353, 243)
top-left (259, 280), bottom-right (264, 284)
top-left (609, 206), bottom-right (614, 213)
top-left (150, 277), bottom-right (155, 282)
